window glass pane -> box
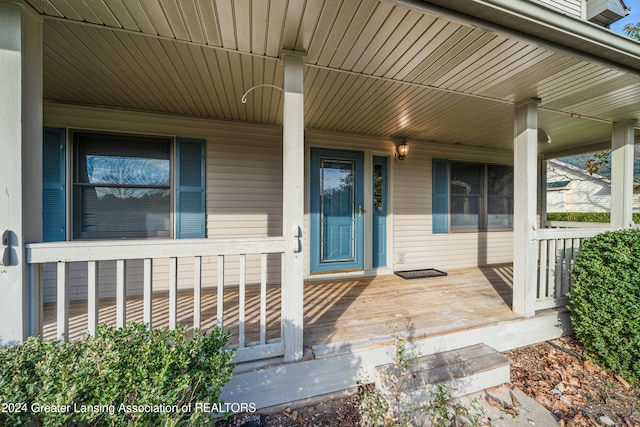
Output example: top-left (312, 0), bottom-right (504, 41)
top-left (76, 187), bottom-right (171, 236)
top-left (320, 159), bottom-right (355, 263)
top-left (487, 165), bottom-right (514, 230)
top-left (450, 163), bottom-right (483, 231)
top-left (373, 164), bottom-right (384, 215)
top-left (73, 133), bottom-right (171, 239)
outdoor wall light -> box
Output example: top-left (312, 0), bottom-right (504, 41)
top-left (396, 141), bottom-right (410, 161)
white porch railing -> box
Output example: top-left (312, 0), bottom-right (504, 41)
top-left (534, 226), bottom-right (614, 310)
top-left (26, 237), bottom-right (286, 363)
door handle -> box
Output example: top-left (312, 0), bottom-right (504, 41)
top-left (359, 205), bottom-right (365, 217)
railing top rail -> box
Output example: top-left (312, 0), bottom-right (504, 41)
top-left (26, 236), bottom-right (286, 264)
top-left (543, 221), bottom-right (612, 229)
top-left (536, 227), bottom-right (622, 240)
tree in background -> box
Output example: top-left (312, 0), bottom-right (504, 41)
top-left (624, 22), bottom-right (640, 41)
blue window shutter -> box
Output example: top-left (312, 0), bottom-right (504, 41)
top-left (432, 159), bottom-right (449, 234)
top-left (42, 128), bottom-right (66, 242)
top-left (176, 138), bottom-right (206, 239)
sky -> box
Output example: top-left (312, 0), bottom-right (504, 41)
top-left (609, 0), bottom-right (640, 35)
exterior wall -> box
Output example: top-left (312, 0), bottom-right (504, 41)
top-left (41, 103), bottom-right (516, 301)
top-left (42, 103), bottom-right (283, 302)
top-left (393, 141), bottom-right (514, 271)
top-left (533, 0), bottom-right (583, 17)
top-left (546, 160), bottom-right (640, 213)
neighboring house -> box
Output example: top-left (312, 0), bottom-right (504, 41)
top-left (1, 0), bottom-right (639, 409)
top-left (547, 158), bottom-right (640, 213)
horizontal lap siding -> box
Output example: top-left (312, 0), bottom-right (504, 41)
top-left (43, 104), bottom-right (283, 302)
top-left (43, 104), bottom-right (516, 300)
top-left (534, 0), bottom-right (582, 17)
top-left (393, 141), bottom-right (514, 271)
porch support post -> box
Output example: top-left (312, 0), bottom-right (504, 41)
top-left (513, 99), bottom-right (540, 317)
top-left (281, 52), bottom-right (305, 362)
top-left (0, 1), bottom-right (43, 345)
top-left (610, 120), bottom-right (636, 229)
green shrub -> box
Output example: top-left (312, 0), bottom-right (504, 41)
top-left (0, 323), bottom-right (235, 426)
top-left (570, 229), bottom-right (640, 384)
top-left (547, 212), bottom-right (640, 223)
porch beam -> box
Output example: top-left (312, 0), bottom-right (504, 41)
top-left (610, 120), bottom-right (636, 229)
top-left (513, 99), bottom-right (540, 317)
top-left (281, 52), bottom-right (305, 362)
top-left (0, 2), bottom-right (43, 345)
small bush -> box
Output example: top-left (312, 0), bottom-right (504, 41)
top-left (570, 229), bottom-right (640, 384)
top-left (0, 323), bottom-right (235, 426)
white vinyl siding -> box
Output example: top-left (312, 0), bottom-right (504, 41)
top-left (43, 103), bottom-right (283, 302)
top-left (533, 0), bottom-right (583, 17)
top-left (394, 141), bottom-right (514, 271)
top-left (43, 103), bottom-right (516, 301)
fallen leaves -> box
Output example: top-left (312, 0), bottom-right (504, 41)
top-left (505, 337), bottom-right (640, 427)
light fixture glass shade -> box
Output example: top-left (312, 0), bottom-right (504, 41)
top-left (398, 142), bottom-right (409, 159)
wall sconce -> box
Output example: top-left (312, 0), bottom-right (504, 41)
top-left (396, 140), bottom-right (410, 161)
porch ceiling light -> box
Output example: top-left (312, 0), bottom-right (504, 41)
top-left (397, 140), bottom-right (410, 161)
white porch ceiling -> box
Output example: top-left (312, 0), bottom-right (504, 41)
top-left (29, 0), bottom-right (640, 156)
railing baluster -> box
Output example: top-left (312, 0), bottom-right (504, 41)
top-left (556, 239), bottom-right (565, 298)
top-left (570, 238), bottom-right (581, 293)
top-left (57, 262), bottom-right (69, 340)
top-left (239, 254), bottom-right (246, 348)
top-left (217, 255), bottom-right (224, 328)
top-left (169, 257), bottom-right (177, 330)
top-left (143, 258), bottom-right (152, 329)
top-left (87, 261), bottom-right (99, 336)
top-left (559, 239), bottom-right (573, 297)
top-left (538, 239), bottom-right (548, 299)
top-left (193, 256), bottom-right (202, 330)
top-left (260, 253), bottom-right (267, 345)
top-left (548, 239), bottom-right (557, 299)
top-left (28, 263), bottom-right (43, 337)
top-left (116, 260), bottom-right (126, 328)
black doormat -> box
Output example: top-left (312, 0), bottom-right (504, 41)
top-left (395, 268), bottom-right (448, 280)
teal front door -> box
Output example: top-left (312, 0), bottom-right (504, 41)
top-left (310, 148), bottom-right (364, 273)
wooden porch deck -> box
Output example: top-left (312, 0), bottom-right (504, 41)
top-left (42, 264), bottom-right (519, 355)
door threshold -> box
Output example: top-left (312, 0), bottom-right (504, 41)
top-left (311, 268), bottom-right (362, 275)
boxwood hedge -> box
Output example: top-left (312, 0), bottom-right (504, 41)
top-left (570, 229), bottom-right (640, 384)
top-left (0, 323), bottom-right (235, 426)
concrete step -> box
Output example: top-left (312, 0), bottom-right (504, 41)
top-left (375, 343), bottom-right (511, 405)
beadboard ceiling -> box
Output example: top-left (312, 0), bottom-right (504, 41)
top-left (27, 0), bottom-right (640, 156)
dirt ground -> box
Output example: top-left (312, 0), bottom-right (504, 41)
top-left (505, 337), bottom-right (640, 427)
top-left (219, 336), bottom-right (640, 427)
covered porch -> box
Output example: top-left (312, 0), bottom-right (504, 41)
top-left (38, 263), bottom-right (520, 357)
top-left (3, 0), bottom-right (640, 374)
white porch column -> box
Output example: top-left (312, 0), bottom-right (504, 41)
top-left (610, 120), bottom-right (636, 229)
top-left (0, 2), bottom-right (43, 345)
top-left (281, 52), bottom-right (305, 362)
top-left (513, 99), bottom-right (539, 317)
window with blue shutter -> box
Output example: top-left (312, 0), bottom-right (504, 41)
top-left (43, 128), bottom-right (66, 242)
top-left (72, 132), bottom-right (171, 239)
top-left (176, 138), bottom-right (206, 239)
top-left (432, 159), bottom-right (449, 234)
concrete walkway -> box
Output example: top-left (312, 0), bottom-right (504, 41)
top-left (456, 384), bottom-right (559, 426)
